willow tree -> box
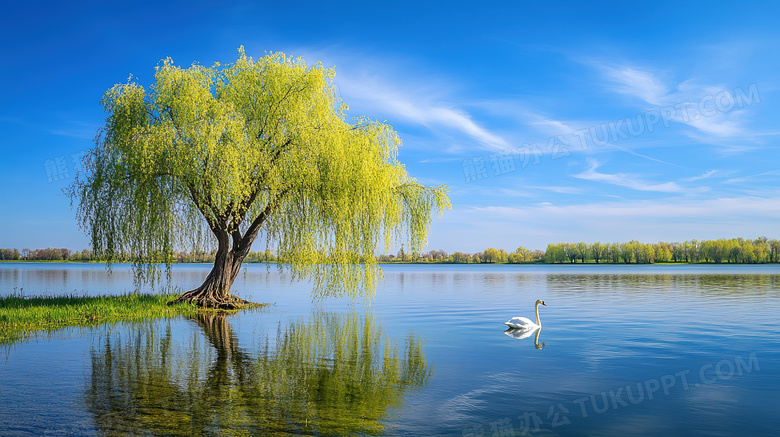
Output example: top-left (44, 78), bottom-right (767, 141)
top-left (69, 48), bottom-right (449, 309)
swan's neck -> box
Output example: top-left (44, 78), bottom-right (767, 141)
top-left (534, 302), bottom-right (542, 327)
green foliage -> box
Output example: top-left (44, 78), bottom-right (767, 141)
top-left (449, 251), bottom-right (469, 263)
top-left (544, 243), bottom-right (567, 263)
top-left (68, 47), bottom-right (449, 298)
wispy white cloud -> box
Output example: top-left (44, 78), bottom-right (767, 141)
top-left (0, 115), bottom-right (97, 140)
top-left (329, 66), bottom-right (509, 151)
top-left (477, 185), bottom-right (583, 198)
top-left (471, 100), bottom-right (692, 168)
top-left (724, 170), bottom-right (780, 184)
top-left (266, 45), bottom-right (511, 152)
top-left (496, 196), bottom-right (780, 227)
top-left (417, 156), bottom-right (467, 163)
top-left (50, 125), bottom-right (97, 140)
top-left (594, 63), bottom-right (759, 141)
top-left (522, 111), bottom-right (582, 137)
top-left (573, 160), bottom-right (683, 192)
top-left (682, 169), bottom-right (721, 182)
top-left (527, 185), bottom-right (584, 194)
top-left (493, 188), bottom-right (536, 198)
top-left (395, 102), bottom-right (510, 150)
top-left (602, 66), bottom-right (668, 105)
top-left (473, 196), bottom-right (780, 224)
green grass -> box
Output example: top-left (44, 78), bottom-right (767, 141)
top-left (0, 292), bottom-right (199, 344)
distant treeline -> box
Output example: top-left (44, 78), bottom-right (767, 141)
top-left (382, 237), bottom-right (780, 264)
top-left (0, 247), bottom-right (90, 261)
top-left (0, 248), bottom-right (277, 263)
top-left (539, 238), bottom-right (780, 264)
top-left (2, 237), bottom-right (779, 264)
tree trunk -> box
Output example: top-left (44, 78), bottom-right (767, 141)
top-left (173, 232), bottom-right (253, 310)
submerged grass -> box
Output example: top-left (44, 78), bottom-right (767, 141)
top-left (0, 292), bottom-right (199, 345)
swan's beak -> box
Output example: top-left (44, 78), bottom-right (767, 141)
top-left (541, 301), bottom-right (546, 306)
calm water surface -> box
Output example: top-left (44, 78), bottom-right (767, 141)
top-left (1, 263), bottom-right (778, 436)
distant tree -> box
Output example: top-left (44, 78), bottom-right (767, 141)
top-left (770, 239), bottom-right (780, 262)
top-left (561, 243), bottom-right (577, 263)
top-left (543, 243), bottom-right (565, 263)
top-left (608, 242), bottom-right (619, 263)
top-left (699, 240), bottom-right (712, 263)
top-left (671, 243), bottom-right (684, 263)
top-left (711, 240), bottom-right (725, 263)
top-left (753, 238), bottom-right (769, 263)
top-left (654, 243), bottom-right (672, 263)
top-left (575, 242), bottom-right (589, 263)
top-left (72, 249), bottom-right (93, 261)
top-left (519, 247), bottom-right (531, 262)
top-left (640, 244), bottom-right (655, 264)
top-left (509, 246), bottom-right (531, 263)
top-left (630, 241), bottom-right (645, 263)
top-left (449, 252), bottom-right (469, 263)
top-left (620, 242), bottom-right (635, 264)
top-left (728, 240), bottom-right (742, 263)
top-left (426, 249), bottom-right (447, 262)
top-left (590, 242), bottom-right (604, 264)
top-left (741, 242), bottom-right (756, 263)
top-left (0, 249), bottom-right (20, 260)
top-left (689, 240), bottom-right (701, 262)
top-left (482, 248), bottom-right (501, 263)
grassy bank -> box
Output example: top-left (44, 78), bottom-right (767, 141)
top-left (0, 293), bottom-right (199, 344)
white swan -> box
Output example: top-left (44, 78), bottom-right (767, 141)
top-left (504, 299), bottom-right (546, 330)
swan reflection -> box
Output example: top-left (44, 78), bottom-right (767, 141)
top-left (504, 327), bottom-right (545, 349)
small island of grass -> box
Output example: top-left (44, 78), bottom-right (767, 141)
top-left (0, 293), bottom-right (202, 345)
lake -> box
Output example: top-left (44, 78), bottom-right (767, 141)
top-left (1, 263), bottom-right (779, 436)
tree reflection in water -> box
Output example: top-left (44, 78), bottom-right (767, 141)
top-left (85, 312), bottom-right (429, 436)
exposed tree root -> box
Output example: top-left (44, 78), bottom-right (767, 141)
top-left (171, 286), bottom-right (254, 310)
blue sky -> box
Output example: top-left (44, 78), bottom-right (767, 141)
top-left (2, 1), bottom-right (780, 253)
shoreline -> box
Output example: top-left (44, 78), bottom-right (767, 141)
top-left (0, 293), bottom-right (199, 345)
